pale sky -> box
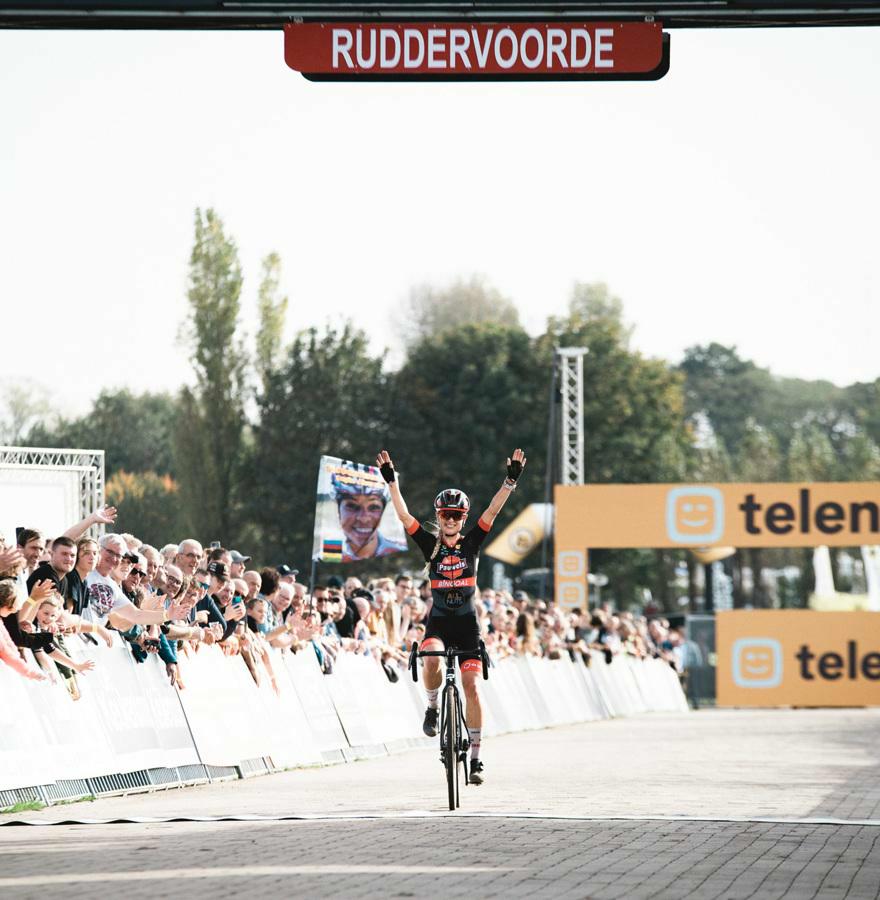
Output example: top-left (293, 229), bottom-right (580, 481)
top-left (1, 26), bottom-right (878, 419)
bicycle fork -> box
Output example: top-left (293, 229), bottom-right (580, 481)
top-left (439, 682), bottom-right (470, 768)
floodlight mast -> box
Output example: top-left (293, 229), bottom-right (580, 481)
top-left (557, 347), bottom-right (587, 487)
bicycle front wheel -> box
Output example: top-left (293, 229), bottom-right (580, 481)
top-left (444, 687), bottom-right (458, 811)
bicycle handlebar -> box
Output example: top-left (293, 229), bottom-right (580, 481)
top-left (408, 641), bottom-right (490, 682)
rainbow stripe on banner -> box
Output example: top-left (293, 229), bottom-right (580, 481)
top-left (322, 538), bottom-right (342, 562)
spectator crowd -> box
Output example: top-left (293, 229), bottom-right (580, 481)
top-left (0, 506), bottom-right (694, 703)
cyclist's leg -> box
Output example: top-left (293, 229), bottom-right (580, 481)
top-left (420, 636), bottom-right (444, 737)
top-left (461, 664), bottom-right (485, 783)
top-left (421, 637), bottom-right (444, 695)
top-left (460, 666), bottom-right (482, 731)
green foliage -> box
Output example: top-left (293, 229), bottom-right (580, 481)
top-left (390, 322), bottom-right (547, 533)
top-left (735, 419), bottom-right (782, 482)
top-left (537, 284), bottom-right (692, 608)
top-left (539, 282), bottom-right (691, 484)
top-left (1, 800), bottom-right (44, 814)
top-left (106, 470), bottom-right (187, 547)
top-left (244, 322), bottom-right (389, 567)
top-left (786, 424), bottom-right (836, 481)
top-left (255, 252), bottom-right (288, 394)
top-left (27, 390), bottom-right (179, 476)
top-left (397, 275), bottom-right (521, 345)
top-left (0, 380), bottom-right (52, 444)
top-left (174, 208), bottom-right (249, 541)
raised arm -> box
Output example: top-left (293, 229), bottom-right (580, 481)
top-left (61, 505), bottom-right (118, 541)
top-left (479, 448), bottom-right (527, 528)
top-left (376, 450), bottom-right (416, 531)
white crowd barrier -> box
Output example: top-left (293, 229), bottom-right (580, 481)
top-left (0, 637), bottom-right (687, 806)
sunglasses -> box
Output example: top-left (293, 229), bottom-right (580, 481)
top-left (439, 510), bottom-right (465, 521)
top-left (131, 569), bottom-right (145, 578)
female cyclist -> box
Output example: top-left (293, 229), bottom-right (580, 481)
top-left (376, 447), bottom-right (526, 785)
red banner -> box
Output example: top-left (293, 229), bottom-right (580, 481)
top-left (284, 21), bottom-right (663, 78)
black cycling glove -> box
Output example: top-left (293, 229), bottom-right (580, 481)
top-left (506, 458), bottom-right (523, 482)
top-left (379, 462), bottom-right (395, 484)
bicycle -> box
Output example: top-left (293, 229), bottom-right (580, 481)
top-left (408, 640), bottom-right (489, 810)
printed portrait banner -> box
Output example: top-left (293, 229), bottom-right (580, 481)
top-left (717, 610), bottom-right (880, 708)
top-left (312, 455), bottom-right (408, 564)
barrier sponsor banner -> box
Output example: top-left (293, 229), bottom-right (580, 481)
top-left (1, 637), bottom-right (689, 796)
top-left (284, 649), bottom-right (350, 754)
top-left (0, 663), bottom-right (56, 790)
top-left (312, 456), bottom-right (408, 563)
top-left (175, 645), bottom-right (267, 766)
top-left (717, 610), bottom-right (880, 707)
top-left (556, 482), bottom-right (880, 550)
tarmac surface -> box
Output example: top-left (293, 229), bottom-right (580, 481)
top-left (3, 708), bottom-right (880, 898)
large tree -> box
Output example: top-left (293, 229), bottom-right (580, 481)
top-left (537, 283), bottom-right (691, 610)
top-left (174, 208), bottom-right (249, 542)
top-left (395, 275), bottom-right (521, 346)
top-left (245, 322), bottom-right (389, 568)
top-left (255, 252), bottom-right (288, 395)
top-left (390, 322), bottom-right (547, 535)
top-left (28, 389), bottom-right (179, 477)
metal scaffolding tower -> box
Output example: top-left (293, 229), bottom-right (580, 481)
top-left (557, 347), bottom-right (588, 486)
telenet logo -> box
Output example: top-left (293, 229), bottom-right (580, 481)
top-left (666, 486), bottom-right (725, 544)
top-left (732, 638), bottom-right (783, 688)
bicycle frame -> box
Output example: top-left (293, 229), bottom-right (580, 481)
top-left (408, 641), bottom-right (490, 810)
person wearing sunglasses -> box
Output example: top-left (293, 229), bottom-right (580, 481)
top-left (376, 446), bottom-right (526, 786)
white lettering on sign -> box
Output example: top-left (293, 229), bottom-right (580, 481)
top-left (381, 30), bottom-right (401, 67)
top-left (404, 29), bottom-right (425, 68)
top-left (595, 28), bottom-right (614, 67)
top-left (332, 30), bottom-right (354, 68)
top-left (450, 29), bottom-right (471, 69)
top-left (571, 29), bottom-right (591, 67)
top-left (327, 25), bottom-right (620, 71)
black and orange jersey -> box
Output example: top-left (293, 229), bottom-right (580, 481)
top-left (406, 516), bottom-right (491, 616)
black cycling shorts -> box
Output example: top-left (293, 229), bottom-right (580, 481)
top-left (423, 613), bottom-right (480, 663)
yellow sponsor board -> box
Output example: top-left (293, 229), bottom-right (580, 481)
top-left (555, 482), bottom-right (880, 549)
top-left (484, 503), bottom-right (553, 565)
top-left (717, 611), bottom-right (880, 707)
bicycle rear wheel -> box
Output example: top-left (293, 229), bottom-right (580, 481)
top-left (444, 687), bottom-right (458, 811)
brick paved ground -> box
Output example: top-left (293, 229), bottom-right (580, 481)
top-left (3, 708), bottom-right (880, 898)
top-left (0, 818), bottom-right (878, 899)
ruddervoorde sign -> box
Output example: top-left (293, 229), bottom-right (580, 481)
top-left (284, 22), bottom-right (665, 80)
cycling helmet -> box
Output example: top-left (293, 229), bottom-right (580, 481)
top-left (434, 488), bottom-right (470, 513)
top-left (331, 469), bottom-right (389, 502)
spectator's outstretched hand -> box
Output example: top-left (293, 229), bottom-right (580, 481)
top-left (167, 599), bottom-right (190, 621)
top-left (94, 505), bottom-right (118, 525)
top-left (75, 659), bottom-right (96, 674)
top-left (30, 579), bottom-right (55, 605)
top-left (166, 663), bottom-right (178, 686)
top-left (0, 546), bottom-right (24, 574)
top-left (141, 592), bottom-right (164, 612)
